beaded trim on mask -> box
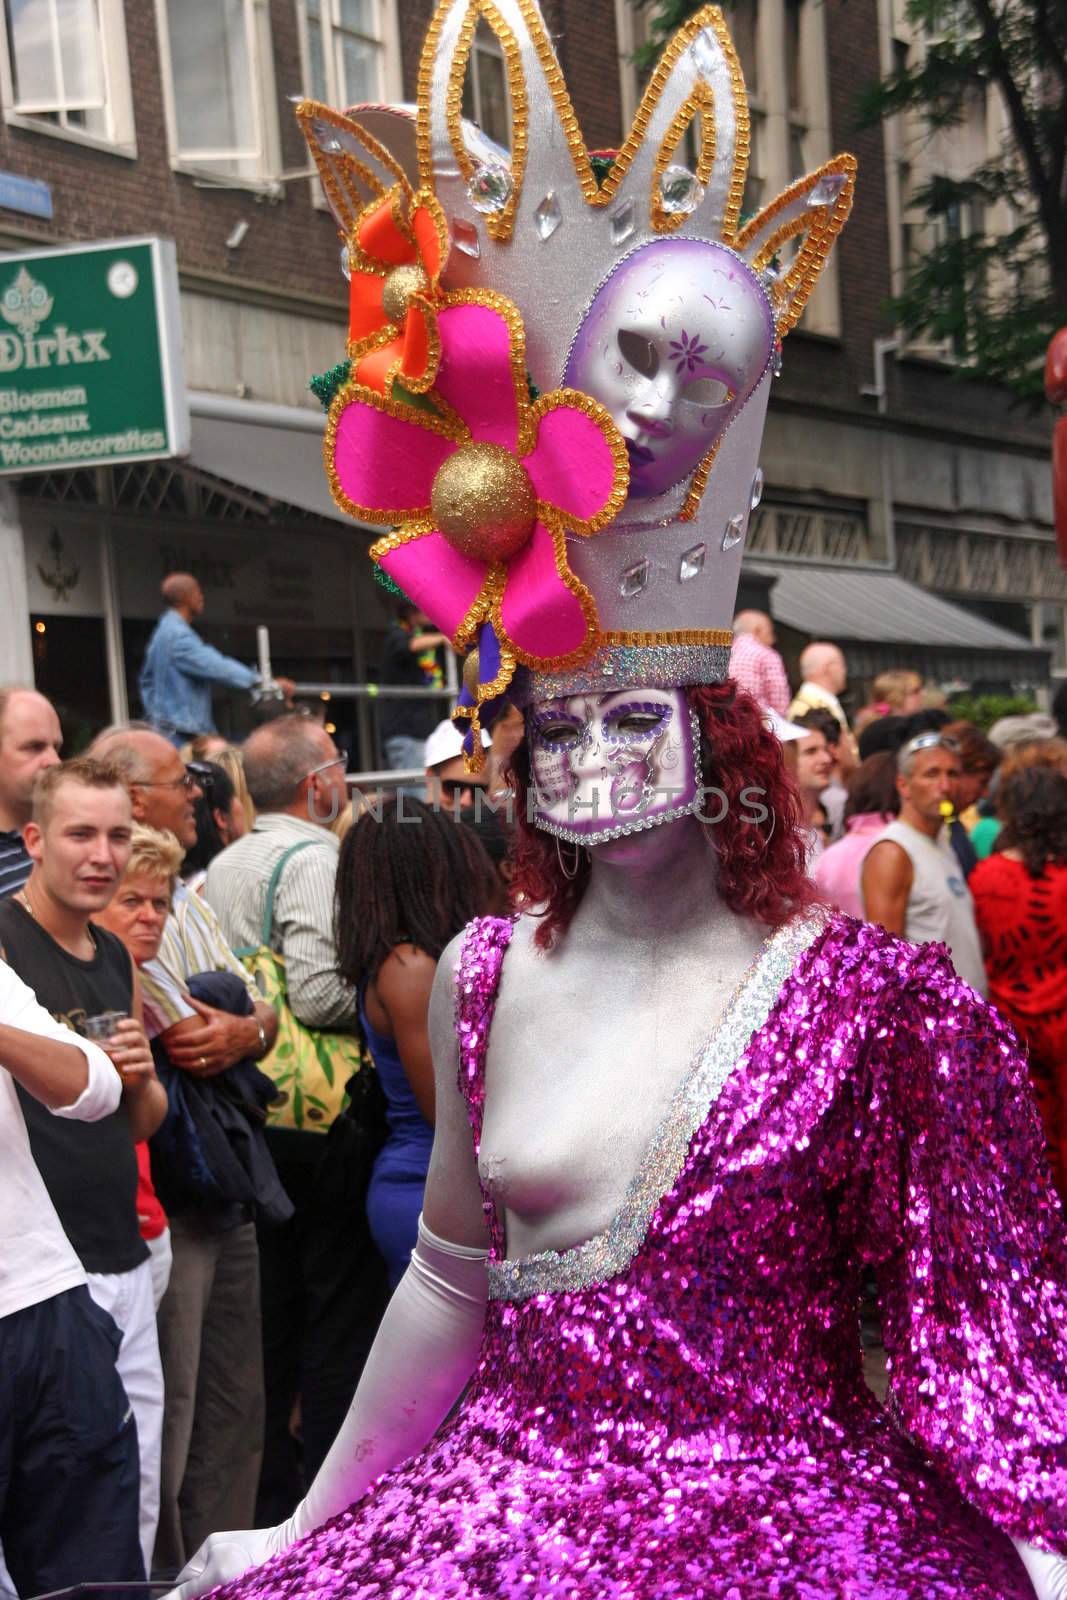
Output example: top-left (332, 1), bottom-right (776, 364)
top-left (516, 641), bottom-right (732, 705)
top-left (533, 795), bottom-right (701, 846)
top-left (487, 908), bottom-right (830, 1302)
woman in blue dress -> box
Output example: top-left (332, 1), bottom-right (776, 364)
top-left (335, 795), bottom-right (499, 1287)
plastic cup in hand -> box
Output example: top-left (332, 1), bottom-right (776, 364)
top-left (82, 1009), bottom-right (129, 1042)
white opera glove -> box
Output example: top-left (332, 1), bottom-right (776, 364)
top-left (167, 1217), bottom-right (488, 1600)
top-left (1014, 1539), bottom-right (1067, 1600)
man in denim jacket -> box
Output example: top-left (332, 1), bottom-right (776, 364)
top-left (139, 573), bottom-right (291, 745)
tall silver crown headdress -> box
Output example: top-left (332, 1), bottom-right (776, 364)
top-left (299, 1), bottom-right (854, 739)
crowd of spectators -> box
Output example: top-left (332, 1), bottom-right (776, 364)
top-left (1, 619), bottom-right (1066, 1588)
top-left (0, 676), bottom-right (506, 1591)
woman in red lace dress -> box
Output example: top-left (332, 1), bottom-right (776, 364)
top-left (971, 764), bottom-right (1067, 1197)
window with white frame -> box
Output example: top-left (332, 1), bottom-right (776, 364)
top-left (462, 17), bottom-right (511, 150)
top-left (301, 0), bottom-right (398, 109)
top-left (751, 0), bottom-right (838, 333)
top-left (613, 0), bottom-right (837, 329)
top-left (0, 0), bottom-right (135, 150)
top-left (155, 0), bottom-right (277, 182)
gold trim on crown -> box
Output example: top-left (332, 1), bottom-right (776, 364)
top-left (416, 3), bottom-right (749, 243)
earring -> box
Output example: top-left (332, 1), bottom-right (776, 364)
top-left (556, 836), bottom-right (581, 879)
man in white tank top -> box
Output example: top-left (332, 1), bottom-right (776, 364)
top-left (861, 731), bottom-right (987, 995)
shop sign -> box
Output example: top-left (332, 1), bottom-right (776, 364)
top-left (0, 236), bottom-right (188, 474)
top-left (0, 171), bottom-right (53, 219)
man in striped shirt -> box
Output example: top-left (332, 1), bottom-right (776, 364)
top-left (203, 716), bottom-right (385, 1524)
top-left (0, 687), bottom-right (63, 898)
top-left (204, 716), bottom-right (354, 1030)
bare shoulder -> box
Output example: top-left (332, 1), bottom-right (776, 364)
top-left (862, 838), bottom-right (912, 881)
top-left (428, 931), bottom-right (467, 1066)
top-left (379, 942), bottom-right (437, 985)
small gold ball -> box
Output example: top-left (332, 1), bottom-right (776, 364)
top-left (463, 650), bottom-right (481, 698)
top-left (431, 442), bottom-right (537, 563)
top-left (381, 264), bottom-right (429, 324)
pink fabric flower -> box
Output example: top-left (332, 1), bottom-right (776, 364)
top-left (325, 294), bottom-right (629, 673)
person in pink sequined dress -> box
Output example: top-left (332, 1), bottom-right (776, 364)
top-left (169, 3), bottom-right (1066, 1588)
top-left (170, 682), bottom-right (1067, 1600)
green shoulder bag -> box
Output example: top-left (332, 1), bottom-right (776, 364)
top-left (234, 839), bottom-right (363, 1132)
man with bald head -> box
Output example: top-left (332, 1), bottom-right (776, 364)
top-left (728, 610), bottom-right (790, 716)
top-left (788, 641), bottom-right (858, 772)
top-left (0, 685), bottom-right (63, 896)
top-left (139, 572), bottom-right (279, 747)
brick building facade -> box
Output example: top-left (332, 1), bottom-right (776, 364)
top-left (0, 0), bottom-right (1053, 756)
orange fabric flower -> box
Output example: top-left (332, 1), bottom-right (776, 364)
top-left (347, 186), bottom-right (449, 395)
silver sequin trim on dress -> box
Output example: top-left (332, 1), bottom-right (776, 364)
top-left (488, 909), bottom-right (829, 1301)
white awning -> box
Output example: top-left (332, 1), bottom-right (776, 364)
top-left (750, 562), bottom-right (1038, 654)
top-left (186, 391), bottom-right (352, 526)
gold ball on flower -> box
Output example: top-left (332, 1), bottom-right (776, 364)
top-left (463, 649), bottom-right (482, 699)
top-left (381, 264), bottom-right (429, 324)
top-left (431, 442), bottom-right (537, 563)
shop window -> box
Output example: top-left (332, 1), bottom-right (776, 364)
top-left (461, 17), bottom-right (511, 150)
top-left (301, 0), bottom-right (398, 108)
top-left (32, 614), bottom-right (110, 751)
top-left (0, 0), bottom-right (136, 153)
top-left (155, 0), bottom-right (278, 185)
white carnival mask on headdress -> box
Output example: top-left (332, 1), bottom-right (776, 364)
top-left (300, 1), bottom-right (854, 834)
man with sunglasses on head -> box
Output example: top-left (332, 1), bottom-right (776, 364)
top-left (861, 731), bottom-right (987, 994)
top-left (89, 723), bottom-right (280, 1576)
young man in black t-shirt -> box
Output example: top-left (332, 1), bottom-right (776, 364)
top-left (0, 960), bottom-right (143, 1592)
top-left (0, 757), bottom-right (168, 1573)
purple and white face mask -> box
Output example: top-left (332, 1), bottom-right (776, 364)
top-left (527, 687), bottom-right (702, 845)
top-left (564, 238), bottom-right (774, 500)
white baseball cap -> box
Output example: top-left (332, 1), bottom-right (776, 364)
top-left (424, 717), bottom-right (492, 770)
top-left (764, 708), bottom-right (808, 744)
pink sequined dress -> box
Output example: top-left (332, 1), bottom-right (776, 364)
top-left (215, 912), bottom-right (1067, 1598)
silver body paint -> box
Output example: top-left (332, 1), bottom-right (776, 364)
top-left (428, 811), bottom-right (765, 1263)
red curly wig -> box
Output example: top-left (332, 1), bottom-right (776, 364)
top-left (507, 681), bottom-right (816, 949)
